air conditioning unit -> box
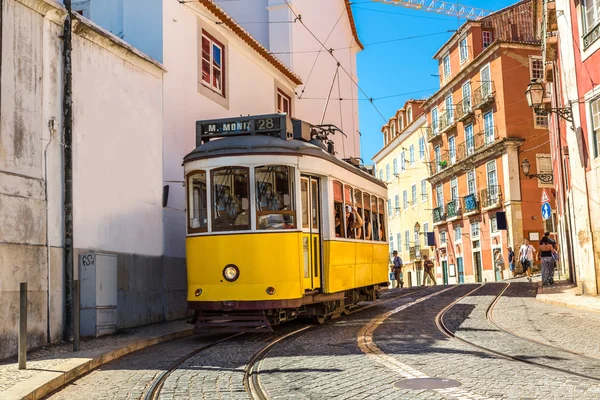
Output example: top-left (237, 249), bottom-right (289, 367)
top-left (79, 253), bottom-right (117, 337)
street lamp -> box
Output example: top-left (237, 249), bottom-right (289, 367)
top-left (521, 158), bottom-right (554, 183)
top-left (525, 79), bottom-right (573, 123)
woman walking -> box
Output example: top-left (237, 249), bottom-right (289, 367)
top-left (539, 235), bottom-right (556, 286)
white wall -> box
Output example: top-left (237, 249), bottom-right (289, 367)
top-left (216, 0), bottom-right (362, 159)
top-left (162, 0), bottom-right (298, 257)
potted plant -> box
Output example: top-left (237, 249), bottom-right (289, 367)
top-left (439, 160), bottom-right (448, 168)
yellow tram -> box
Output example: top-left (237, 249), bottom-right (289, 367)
top-left (183, 114), bottom-right (389, 331)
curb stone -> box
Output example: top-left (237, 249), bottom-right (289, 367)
top-left (1, 328), bottom-right (193, 400)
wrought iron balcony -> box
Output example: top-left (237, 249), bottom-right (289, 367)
top-left (454, 98), bottom-right (473, 122)
top-left (409, 245), bottom-right (421, 261)
top-left (426, 124), bottom-right (442, 142)
top-left (438, 110), bottom-right (456, 133)
top-left (472, 81), bottom-right (495, 109)
top-left (480, 185), bottom-right (502, 209)
top-left (462, 193), bottom-right (480, 214)
top-left (446, 199), bottom-right (462, 219)
top-left (455, 128), bottom-right (499, 163)
top-left (428, 152), bottom-right (450, 175)
top-left (432, 205), bottom-right (445, 223)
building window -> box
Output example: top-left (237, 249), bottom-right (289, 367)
top-left (436, 184), bottom-right (444, 208)
top-left (432, 107), bottom-right (439, 133)
top-left (534, 109), bottom-right (549, 128)
top-left (201, 32), bottom-right (225, 95)
top-left (443, 53), bottom-right (451, 77)
top-left (471, 221), bottom-right (480, 237)
top-left (407, 107), bottom-right (413, 123)
top-left (391, 123), bottom-right (396, 137)
top-left (405, 230), bottom-right (410, 251)
top-left (423, 222), bottom-right (429, 245)
top-left (440, 230), bottom-right (447, 245)
top-left (583, 0), bottom-right (600, 36)
top-left (459, 36), bottom-right (468, 63)
top-left (277, 90), bottom-right (292, 115)
top-left (379, 169), bottom-right (383, 181)
top-left (455, 226), bottom-right (462, 242)
top-left (387, 198), bottom-right (392, 217)
top-left (465, 124), bottom-right (474, 155)
top-left (536, 154), bottom-right (554, 185)
top-left (409, 145), bottom-right (415, 165)
top-left (449, 136), bottom-right (456, 164)
top-left (393, 158), bottom-right (398, 175)
top-left (411, 184), bottom-right (417, 206)
top-left (530, 57), bottom-right (544, 80)
top-left (399, 115), bottom-right (404, 131)
top-left (419, 137), bottom-right (425, 159)
top-left (450, 176), bottom-right (458, 200)
top-left (462, 81), bottom-right (471, 107)
top-left (390, 235), bottom-right (395, 251)
top-left (400, 152), bottom-right (406, 171)
top-left (467, 169), bottom-right (476, 195)
top-left (386, 164), bottom-right (390, 182)
top-left (445, 94), bottom-right (454, 122)
top-left (490, 215), bottom-right (498, 233)
top-left (403, 190), bottom-right (408, 209)
top-left (591, 96), bottom-right (600, 158)
top-left (435, 145), bottom-right (441, 172)
top-left (397, 233), bottom-right (402, 251)
top-left (395, 194), bottom-right (400, 214)
top-left (421, 179), bottom-right (427, 202)
top-left (483, 31), bottom-right (493, 48)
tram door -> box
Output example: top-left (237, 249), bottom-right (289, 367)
top-left (300, 176), bottom-right (321, 291)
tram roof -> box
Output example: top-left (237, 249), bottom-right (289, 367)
top-left (183, 135), bottom-right (386, 189)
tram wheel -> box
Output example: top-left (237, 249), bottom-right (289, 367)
top-left (342, 307), bottom-right (350, 316)
top-left (312, 314), bottom-right (326, 325)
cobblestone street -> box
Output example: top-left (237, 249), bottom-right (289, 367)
top-left (39, 283), bottom-right (600, 400)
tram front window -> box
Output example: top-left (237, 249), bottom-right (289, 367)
top-left (188, 171), bottom-right (207, 232)
top-left (255, 166), bottom-right (295, 229)
top-left (211, 167), bottom-right (250, 231)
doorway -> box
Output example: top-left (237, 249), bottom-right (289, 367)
top-left (457, 257), bottom-right (464, 284)
top-left (300, 176), bottom-right (321, 291)
top-left (473, 251), bottom-right (483, 282)
top-left (442, 260), bottom-right (449, 285)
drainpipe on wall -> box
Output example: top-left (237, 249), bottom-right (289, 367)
top-left (62, 0), bottom-right (74, 341)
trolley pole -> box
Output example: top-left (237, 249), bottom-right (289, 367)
top-left (19, 282), bottom-right (27, 369)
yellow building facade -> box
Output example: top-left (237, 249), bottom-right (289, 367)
top-left (372, 101), bottom-right (434, 287)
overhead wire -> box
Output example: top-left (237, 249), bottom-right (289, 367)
top-left (283, 0), bottom-right (388, 122)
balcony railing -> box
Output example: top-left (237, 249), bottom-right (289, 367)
top-left (480, 185), bottom-right (502, 209)
top-left (428, 152), bottom-right (450, 175)
top-left (454, 97), bottom-right (473, 122)
top-left (433, 205), bottom-right (445, 223)
top-left (409, 245), bottom-right (421, 261)
top-left (462, 193), bottom-right (480, 214)
top-left (472, 81), bottom-right (495, 109)
top-left (455, 127), bottom-right (499, 163)
top-left (438, 110), bottom-right (456, 133)
top-left (426, 125), bottom-right (441, 142)
top-left (446, 199), bottom-right (461, 219)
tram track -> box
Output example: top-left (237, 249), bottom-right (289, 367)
top-left (436, 282), bottom-right (600, 383)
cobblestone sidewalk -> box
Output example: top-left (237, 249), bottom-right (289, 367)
top-left (0, 319), bottom-right (192, 400)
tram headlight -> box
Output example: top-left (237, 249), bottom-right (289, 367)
top-left (266, 287), bottom-right (276, 295)
top-left (223, 264), bottom-right (239, 282)
top-left (194, 288), bottom-right (202, 297)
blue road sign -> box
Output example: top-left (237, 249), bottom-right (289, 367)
top-left (541, 202), bottom-right (552, 220)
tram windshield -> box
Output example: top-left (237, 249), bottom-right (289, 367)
top-left (211, 167), bottom-right (250, 231)
top-left (255, 166), bottom-right (295, 229)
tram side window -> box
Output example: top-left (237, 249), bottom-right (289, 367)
top-left (355, 189), bottom-right (364, 240)
top-left (344, 185), bottom-right (356, 238)
top-left (363, 193), bottom-right (372, 240)
top-left (188, 171), bottom-right (208, 232)
top-left (333, 181), bottom-right (344, 237)
top-left (255, 166), bottom-right (295, 229)
top-left (378, 198), bottom-right (386, 242)
top-left (211, 167), bottom-right (250, 231)
top-left (371, 196), bottom-right (380, 241)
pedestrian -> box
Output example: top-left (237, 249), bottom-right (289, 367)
top-left (422, 255), bottom-right (437, 286)
top-left (539, 234), bottom-right (557, 286)
top-left (494, 249), bottom-right (505, 281)
top-left (508, 246), bottom-right (516, 277)
top-left (391, 250), bottom-right (404, 288)
top-left (518, 238), bottom-right (536, 282)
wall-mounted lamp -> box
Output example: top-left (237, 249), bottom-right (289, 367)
top-left (525, 79), bottom-right (573, 123)
top-left (521, 158), bottom-right (554, 183)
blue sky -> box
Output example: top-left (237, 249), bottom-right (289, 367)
top-left (351, 0), bottom-right (518, 163)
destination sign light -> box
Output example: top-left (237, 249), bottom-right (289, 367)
top-left (201, 120), bottom-right (252, 136)
top-left (196, 114), bottom-right (289, 146)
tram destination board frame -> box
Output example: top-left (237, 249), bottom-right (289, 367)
top-left (196, 113), bottom-right (293, 145)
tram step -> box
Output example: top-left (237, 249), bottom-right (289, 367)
top-left (193, 314), bottom-right (274, 333)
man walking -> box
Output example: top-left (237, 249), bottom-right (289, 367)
top-left (518, 239), bottom-right (536, 282)
top-left (422, 255), bottom-right (437, 286)
top-left (391, 250), bottom-right (403, 288)
top-left (508, 246), bottom-right (515, 278)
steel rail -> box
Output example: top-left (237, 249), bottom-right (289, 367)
top-left (486, 282), bottom-right (600, 362)
top-left (143, 332), bottom-right (245, 400)
top-left (436, 283), bottom-right (600, 383)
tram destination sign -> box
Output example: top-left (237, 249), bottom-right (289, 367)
top-left (196, 113), bottom-right (291, 145)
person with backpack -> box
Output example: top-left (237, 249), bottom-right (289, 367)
top-left (391, 250), bottom-right (404, 288)
top-left (422, 255), bottom-right (437, 286)
top-left (519, 239), bottom-right (536, 282)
